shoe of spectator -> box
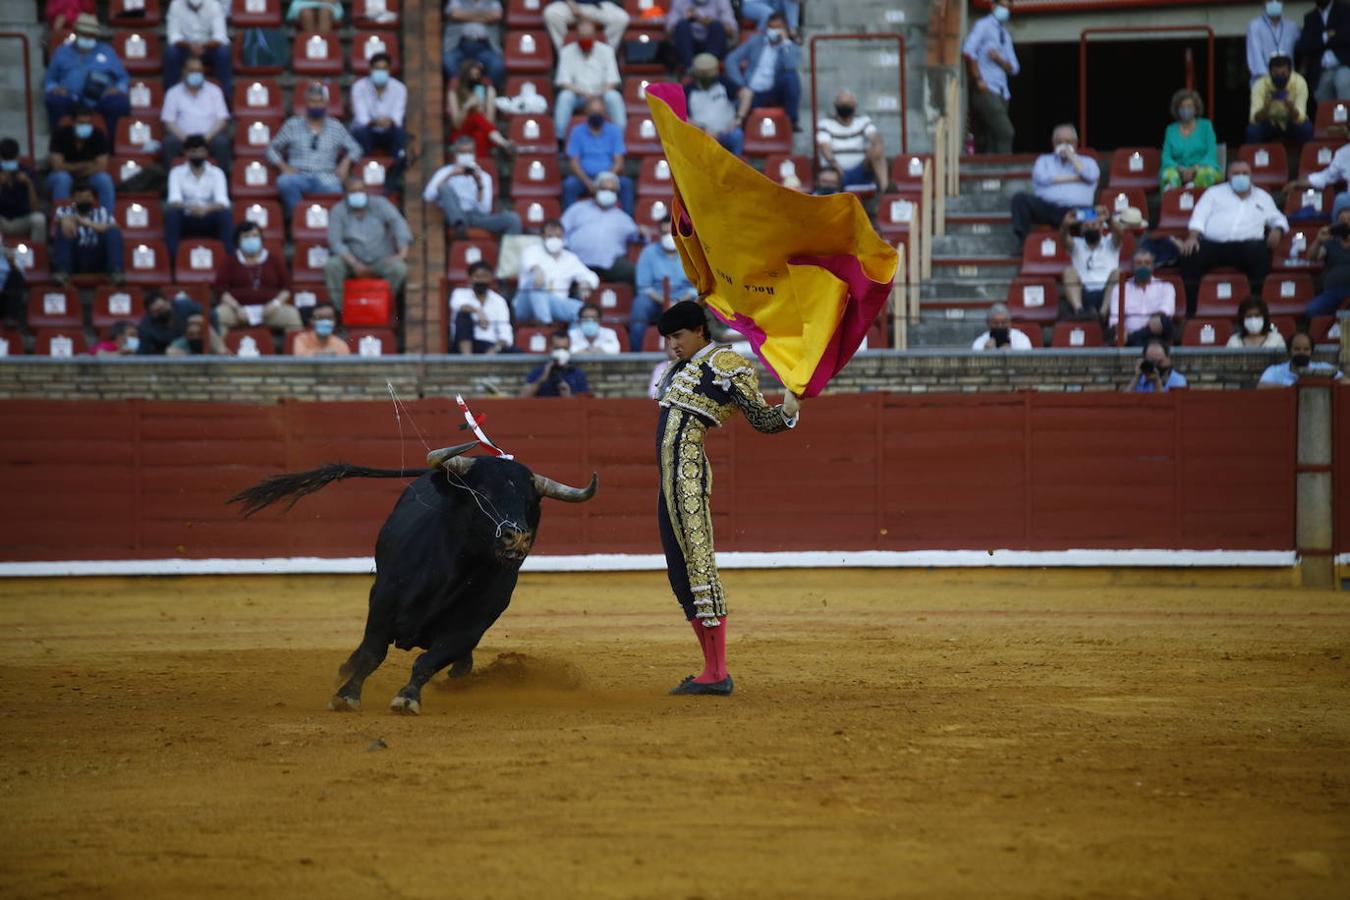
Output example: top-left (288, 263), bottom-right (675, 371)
top-left (110, 270), bottom-right (126, 286)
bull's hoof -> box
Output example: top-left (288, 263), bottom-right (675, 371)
top-left (389, 695), bottom-right (421, 716)
top-left (329, 694), bottom-right (360, 712)
top-left (447, 652), bottom-right (473, 679)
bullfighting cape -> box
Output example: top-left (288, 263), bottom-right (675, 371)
top-left (645, 83), bottom-right (898, 397)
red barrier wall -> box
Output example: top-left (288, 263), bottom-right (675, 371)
top-left (1338, 387), bottom-right (1350, 557)
top-left (0, 392), bottom-right (1298, 561)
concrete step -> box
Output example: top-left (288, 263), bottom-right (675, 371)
top-left (920, 279), bottom-right (1012, 302)
top-left (959, 154), bottom-right (1039, 173)
top-left (932, 232), bottom-right (1019, 256)
top-left (946, 191), bottom-right (1023, 213)
top-left (906, 317), bottom-right (987, 348)
top-left (931, 257), bottom-right (1018, 280)
top-left (945, 214), bottom-right (1013, 238)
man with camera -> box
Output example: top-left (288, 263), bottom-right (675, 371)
top-left (1060, 204), bottom-right (1122, 320)
top-left (424, 135), bottom-right (522, 238)
top-left (971, 302), bottom-right (1032, 350)
top-left (1127, 339), bottom-right (1187, 393)
top-left (1009, 124), bottom-right (1099, 249)
top-left (521, 331), bottom-right (591, 397)
top-left (1305, 207), bottom-right (1350, 317)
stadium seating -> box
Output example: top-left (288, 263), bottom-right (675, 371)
top-left (109, 0), bottom-right (163, 27)
top-left (9, 241), bottom-right (49, 284)
top-left (594, 283), bottom-right (634, 325)
top-left (127, 79), bottom-right (163, 115)
top-left (623, 77), bottom-right (666, 116)
top-left (503, 30), bottom-right (553, 73)
top-left (624, 115), bottom-right (665, 157)
top-left (511, 157), bottom-right (563, 198)
top-left (506, 0), bottom-right (546, 28)
top-left (291, 197), bottom-right (341, 242)
top-left (231, 159), bottom-right (277, 199)
top-left (515, 326), bottom-right (554, 354)
top-left (1271, 225), bottom-right (1325, 272)
top-left (0, 327), bottom-right (24, 356)
top-left (1182, 318), bottom-right (1233, 347)
top-left (1262, 273), bottom-right (1313, 317)
top-left (116, 198), bottom-right (163, 242)
top-left (742, 109), bottom-right (793, 156)
top-left (26, 286), bottom-right (80, 330)
top-left (764, 154), bottom-right (813, 190)
top-left (1157, 187), bottom-right (1205, 231)
top-left (291, 240), bottom-right (331, 283)
top-left (1050, 321), bottom-right (1104, 348)
top-left (514, 198), bottom-right (562, 230)
top-left (353, 0), bottom-right (402, 30)
top-left (1236, 144), bottom-right (1288, 192)
top-left (225, 327), bottom-right (275, 357)
top-left (447, 240), bottom-right (500, 281)
top-left (1282, 186), bottom-right (1334, 220)
top-left (233, 34), bottom-right (285, 76)
top-left (1299, 141), bottom-right (1340, 178)
top-left (114, 118), bottom-right (161, 157)
top-left (289, 81), bottom-right (344, 118)
top-left (1107, 147), bottom-right (1160, 190)
top-left (352, 32), bottom-right (402, 75)
top-left (1097, 187), bottom-right (1147, 219)
top-left (1005, 276), bottom-right (1057, 324)
top-left (292, 32), bottom-right (344, 77)
top-left (34, 328), bottom-right (87, 357)
top-left (347, 328), bottom-right (399, 356)
top-left (236, 79), bottom-right (286, 121)
top-left (637, 156), bottom-right (674, 197)
top-left (231, 0), bottom-right (284, 27)
top-left (1194, 271), bottom-right (1249, 318)
top-left (503, 75), bottom-right (554, 108)
top-left (875, 192), bottom-right (921, 244)
top-left (92, 285), bottom-right (145, 329)
top-left (112, 31), bottom-right (161, 76)
top-left (1018, 233), bottom-right (1069, 277)
top-left (175, 239), bottom-right (226, 284)
top-left (1011, 323), bottom-right (1043, 348)
top-left (122, 239), bottom-right (169, 286)
top-left (1310, 315), bottom-right (1342, 343)
top-left (508, 116), bottom-right (557, 153)
top-left (234, 116), bottom-right (278, 158)
top-left (633, 196), bottom-right (671, 227)
top-left (239, 199), bottom-right (286, 242)
top-left (1314, 101), bottom-right (1350, 139)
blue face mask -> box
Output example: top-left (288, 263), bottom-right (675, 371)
top-left (74, 123), bottom-right (93, 139)
top-left (185, 72), bottom-right (204, 88)
top-left (240, 235), bottom-right (263, 255)
top-left (0, 160), bottom-right (17, 172)
top-left (347, 192), bottom-right (368, 209)
top-left (580, 320), bottom-right (600, 339)
top-left (314, 319), bottom-right (335, 337)
top-left (1230, 174), bottom-right (1252, 193)
top-left (76, 36), bottom-right (96, 51)
top-left (992, 5), bottom-right (1010, 23)
top-left (371, 69), bottom-right (390, 87)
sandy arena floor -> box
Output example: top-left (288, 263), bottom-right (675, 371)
top-left (0, 569), bottom-right (1347, 899)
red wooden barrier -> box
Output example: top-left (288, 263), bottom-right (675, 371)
top-left (0, 392), bottom-right (1298, 561)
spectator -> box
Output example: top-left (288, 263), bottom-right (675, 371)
top-left (1059, 205), bottom-right (1121, 321)
top-left (267, 83), bottom-right (362, 217)
top-left (971, 302), bottom-right (1032, 350)
top-left (542, 0), bottom-right (630, 50)
top-left (724, 11), bottom-right (802, 131)
top-left (962, 0), bottom-right (1017, 154)
top-left (442, 0), bottom-right (506, 89)
top-left (1010, 124), bottom-right (1099, 247)
top-left (513, 219), bottom-right (600, 324)
top-left (166, 311), bottom-right (224, 356)
top-left (1259, 331), bottom-right (1342, 385)
top-left (91, 320), bottom-right (138, 356)
top-left (136, 290), bottom-right (203, 354)
top-left (633, 218), bottom-right (697, 351)
top-left (48, 107), bottom-right (113, 212)
top-left (42, 14), bottom-right (130, 137)
top-left (1160, 89), bottom-right (1220, 192)
top-left (448, 59), bottom-right (513, 158)
top-left (520, 331), bottom-right (590, 396)
top-left (0, 139), bottom-right (47, 243)
top-left (1109, 248), bottom-right (1176, 346)
top-left (740, 1), bottom-right (800, 37)
top-left (214, 220), bottom-right (300, 333)
top-left (1227, 296), bottom-right (1287, 349)
top-left (51, 181), bottom-right (124, 285)
top-left (1287, 140), bottom-right (1350, 223)
top-left (1247, 2), bottom-right (1300, 86)
top-left (324, 174), bottom-right (412, 312)
top-left (561, 171), bottom-right (638, 283)
top-left (160, 55), bottom-right (231, 168)
top-left (1179, 160), bottom-right (1288, 317)
top-left (45, 0), bottom-right (95, 34)
top-left (813, 165), bottom-right (843, 196)
top-left (816, 89), bottom-right (889, 194)
top-left (164, 0), bottom-right (230, 98)
top-left (563, 96), bottom-right (634, 212)
top-left (649, 344), bottom-right (678, 397)
top-left (288, 0), bottom-right (343, 33)
top-left (291, 304), bottom-right (350, 357)
top-left (1297, 0), bottom-right (1350, 103)
top-left (569, 302), bottom-right (622, 354)
top-left (425, 136), bottom-right (523, 237)
top-left (165, 134), bottom-right (231, 259)
top-left (351, 53), bottom-right (408, 169)
top-left (1306, 208), bottom-right (1350, 317)
top-left (554, 20), bottom-right (626, 140)
top-left (685, 53), bottom-right (747, 156)
top-left (1248, 51), bottom-right (1312, 145)
top-left (1127, 340), bottom-right (1187, 393)
top-left (450, 261), bottom-right (513, 354)
top-left (666, 0), bottom-right (737, 72)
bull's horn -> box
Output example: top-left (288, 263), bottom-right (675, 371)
top-left (427, 441), bottom-right (479, 473)
top-left (532, 472), bottom-right (599, 503)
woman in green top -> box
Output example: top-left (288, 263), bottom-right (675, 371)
top-left (1160, 88), bottom-right (1221, 191)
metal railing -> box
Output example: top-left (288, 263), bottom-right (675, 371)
top-left (0, 32), bottom-right (35, 159)
top-left (808, 33), bottom-right (907, 155)
top-left (1079, 25), bottom-right (1214, 149)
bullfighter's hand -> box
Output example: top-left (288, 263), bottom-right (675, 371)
top-left (782, 391), bottom-right (800, 419)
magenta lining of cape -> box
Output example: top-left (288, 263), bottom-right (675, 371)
top-left (645, 83), bottom-right (891, 398)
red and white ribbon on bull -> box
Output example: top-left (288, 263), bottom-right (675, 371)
top-left (456, 394), bottom-right (512, 460)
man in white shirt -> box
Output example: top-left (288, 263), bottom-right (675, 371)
top-left (350, 53), bottom-right (408, 171)
top-left (164, 0), bottom-right (230, 99)
top-left (424, 135), bottom-right (523, 236)
top-left (815, 88), bottom-right (888, 193)
top-left (543, 0), bottom-right (630, 50)
top-left (1179, 159), bottom-right (1288, 316)
top-left (450, 261), bottom-right (513, 354)
top-left (164, 134), bottom-right (232, 259)
top-left (971, 302), bottom-right (1032, 350)
top-left (1109, 248), bottom-right (1176, 346)
top-left (1059, 204), bottom-right (1121, 320)
top-left (1287, 140), bottom-right (1350, 222)
top-left (569, 302), bottom-right (622, 355)
top-left (512, 219), bottom-right (600, 324)
top-left (553, 20), bottom-right (626, 141)
top-left (160, 55), bottom-right (231, 168)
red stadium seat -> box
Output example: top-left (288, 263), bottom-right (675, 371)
top-left (0, 327), bottom-right (24, 356)
top-left (621, 29), bottom-right (666, 73)
top-left (358, 156), bottom-right (394, 192)
top-left (507, 116), bottom-right (557, 153)
top-left (290, 197), bottom-right (341, 242)
top-left (1181, 318), bottom-right (1233, 347)
top-left (1195, 271), bottom-right (1250, 317)
top-left (637, 156), bottom-right (674, 197)
top-left (1157, 187), bottom-right (1205, 230)
top-left (122, 239), bottom-right (170, 286)
top-left (291, 284), bottom-right (330, 313)
top-left (860, 316), bottom-right (891, 350)
top-left (347, 327), bottom-right (399, 356)
top-left (92, 285), bottom-right (144, 329)
top-left (624, 115), bottom-right (665, 157)
top-left (1271, 224), bottom-right (1325, 272)
top-left (352, 0), bottom-right (401, 29)
top-left (231, 0), bottom-right (283, 27)
top-left (234, 116), bottom-right (278, 158)
top-left (511, 156), bottom-right (563, 198)
top-left (1005, 275), bottom-right (1057, 324)
top-left (231, 158), bottom-right (276, 198)
top-left (1096, 187), bottom-right (1148, 220)
top-left (875, 192), bottom-right (922, 244)
top-left (232, 31), bottom-right (284, 75)
top-left (111, 154), bottom-right (156, 198)
top-left (1107, 147), bottom-right (1160, 190)
top-left (113, 117), bottom-right (161, 157)
top-left (1050, 321), bottom-right (1104, 347)
top-left (1314, 101), bottom-right (1350, 139)
top-left (169, 283), bottom-right (212, 308)
top-left (26, 286), bottom-right (80, 329)
top-left (291, 240), bottom-right (331, 283)
top-left (623, 77), bottom-right (673, 116)
top-left (513, 197), bottom-right (562, 230)
top-left (8, 239), bottom-right (48, 283)
top-left (515, 326), bottom-right (554, 354)
top-left (1262, 272), bottom-right (1313, 316)
top-left (1236, 143), bottom-right (1288, 192)
top-left (503, 30), bottom-right (553, 73)
top-left (1283, 186), bottom-right (1336, 220)
top-left (594, 283), bottom-right (634, 325)
top-left (1310, 315), bottom-right (1343, 342)
top-left (174, 239), bottom-right (225, 284)
top-left (889, 153), bottom-right (933, 192)
top-left (352, 31), bottom-right (402, 75)
top-left (1011, 322), bottom-right (1044, 348)
top-left (109, 0), bottom-right (163, 26)
top-left (1299, 140), bottom-right (1342, 179)
top-left (506, 0), bottom-right (546, 27)
top-left (763, 154), bottom-right (812, 190)
top-left (742, 109), bottom-right (792, 156)
top-left (642, 327), bottom-right (664, 351)
top-left (112, 31), bottom-right (161, 76)
top-left (225, 327), bottom-right (275, 356)
top-left (447, 240), bottom-right (500, 280)
top-left (126, 79), bottom-right (163, 115)
top-left (238, 199), bottom-right (285, 242)
top-left (291, 32), bottom-right (343, 77)
top-left (502, 75), bottom-right (554, 109)
top-left (1018, 232), bottom-right (1069, 277)
top-left (34, 327), bottom-right (87, 357)
top-left (236, 78), bottom-right (286, 119)
top-left (1269, 315), bottom-right (1297, 341)
top-left (112, 198), bottom-right (161, 242)
top-left (633, 196), bottom-right (672, 227)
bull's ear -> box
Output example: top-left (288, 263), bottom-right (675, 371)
top-left (426, 441), bottom-right (479, 469)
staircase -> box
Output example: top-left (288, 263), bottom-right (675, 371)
top-left (0, 0), bottom-right (45, 160)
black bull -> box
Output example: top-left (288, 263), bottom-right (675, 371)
top-left (229, 441), bottom-right (598, 715)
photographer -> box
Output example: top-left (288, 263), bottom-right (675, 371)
top-left (1127, 339), bottom-right (1187, 393)
top-left (1259, 332), bottom-right (1343, 387)
top-left (521, 331), bottom-right (590, 397)
top-left (424, 135), bottom-right (522, 238)
top-left (971, 302), bottom-right (1032, 350)
top-left (1305, 208), bottom-right (1350, 318)
top-left (1059, 204), bottom-right (1122, 320)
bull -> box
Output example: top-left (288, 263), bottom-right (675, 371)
top-left (229, 441), bottom-right (598, 715)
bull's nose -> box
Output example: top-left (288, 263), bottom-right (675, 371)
top-left (498, 528), bottom-right (533, 558)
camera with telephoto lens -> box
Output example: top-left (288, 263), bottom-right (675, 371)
top-left (1139, 359), bottom-right (1156, 375)
top-left (1333, 223), bottom-right (1350, 239)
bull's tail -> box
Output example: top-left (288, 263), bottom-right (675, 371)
top-left (228, 463), bottom-right (425, 518)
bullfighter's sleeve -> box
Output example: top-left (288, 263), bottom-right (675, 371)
top-left (710, 349), bottom-right (794, 434)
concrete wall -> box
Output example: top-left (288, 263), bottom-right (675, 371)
top-left (0, 0), bottom-right (45, 159)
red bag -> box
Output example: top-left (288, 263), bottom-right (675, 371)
top-left (343, 278), bottom-right (392, 326)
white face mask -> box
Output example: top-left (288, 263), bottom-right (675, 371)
top-left (1244, 316), bottom-right (1266, 335)
top-left (543, 236), bottom-right (564, 255)
top-left (124, 336), bottom-right (140, 352)
top-left (550, 348), bottom-right (571, 366)
top-left (455, 152), bottom-right (476, 166)
top-left (660, 234), bottom-right (677, 252)
top-left (595, 189), bottom-right (618, 208)
top-left (1055, 142), bottom-right (1074, 157)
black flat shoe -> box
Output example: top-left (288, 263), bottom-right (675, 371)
top-left (669, 675), bottom-right (734, 696)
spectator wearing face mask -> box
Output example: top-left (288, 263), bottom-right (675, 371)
top-left (166, 311), bottom-right (225, 356)
top-left (91, 319), bottom-right (139, 357)
top-left (51, 181), bottom-right (124, 285)
top-left (424, 135), bottom-right (522, 237)
top-left (47, 107), bottom-right (113, 212)
top-left (1059, 205), bottom-right (1121, 321)
top-left (1297, 0), bottom-right (1350, 103)
top-left (214, 220), bottom-right (299, 333)
top-left (1248, 51), bottom-right (1313, 145)
top-left (1128, 340), bottom-right (1187, 392)
top-left (724, 11), bottom-right (802, 131)
top-left (813, 165), bottom-right (843, 196)
top-left (521, 330), bottom-right (590, 396)
top-left (0, 138), bottom-right (46, 244)
top-left (560, 171), bottom-right (639, 284)
top-left (1226, 296), bottom-right (1287, 349)
top-left (1287, 143), bottom-right (1350, 229)
top-left (1179, 160), bottom-right (1287, 317)
top-left (962, 0), bottom-right (1017, 154)
top-left (563, 96), bottom-right (633, 213)
top-left (136, 290), bottom-right (203, 355)
top-left (43, 14), bottom-right (130, 137)
top-left (513, 219), bottom-right (600, 324)
top-left (450, 261), bottom-right (512, 354)
top-left (1247, 2), bottom-right (1300, 86)
top-left (164, 0), bottom-right (231, 98)
top-left (267, 83), bottom-right (363, 217)
top-left (740, 1), bottom-right (799, 36)
top-left (542, 0), bottom-right (630, 50)
top-left (816, 89), bottom-right (889, 194)
top-left (291, 304), bottom-right (350, 357)
top-left (350, 54), bottom-right (407, 169)
top-left (633, 218), bottom-right (697, 351)
top-left (569, 303), bottom-right (622, 355)
top-left (1259, 331), bottom-right (1343, 385)
top-left (164, 134), bottom-right (231, 259)
top-left (1010, 124), bottom-right (1098, 248)
top-left (554, 20), bottom-right (626, 139)
top-left (1109, 248), bottom-right (1175, 346)
top-left (666, 0), bottom-right (737, 72)
top-left (324, 174), bottom-right (412, 312)
top-left (160, 55), bottom-right (231, 169)
top-left (1160, 89), bottom-right (1220, 192)
top-left (971, 302), bottom-right (1032, 350)
top-left (684, 53), bottom-right (747, 157)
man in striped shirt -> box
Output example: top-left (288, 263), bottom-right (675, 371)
top-left (52, 181), bottom-right (124, 285)
top-left (266, 83), bottom-right (363, 217)
top-left (815, 89), bottom-right (889, 193)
